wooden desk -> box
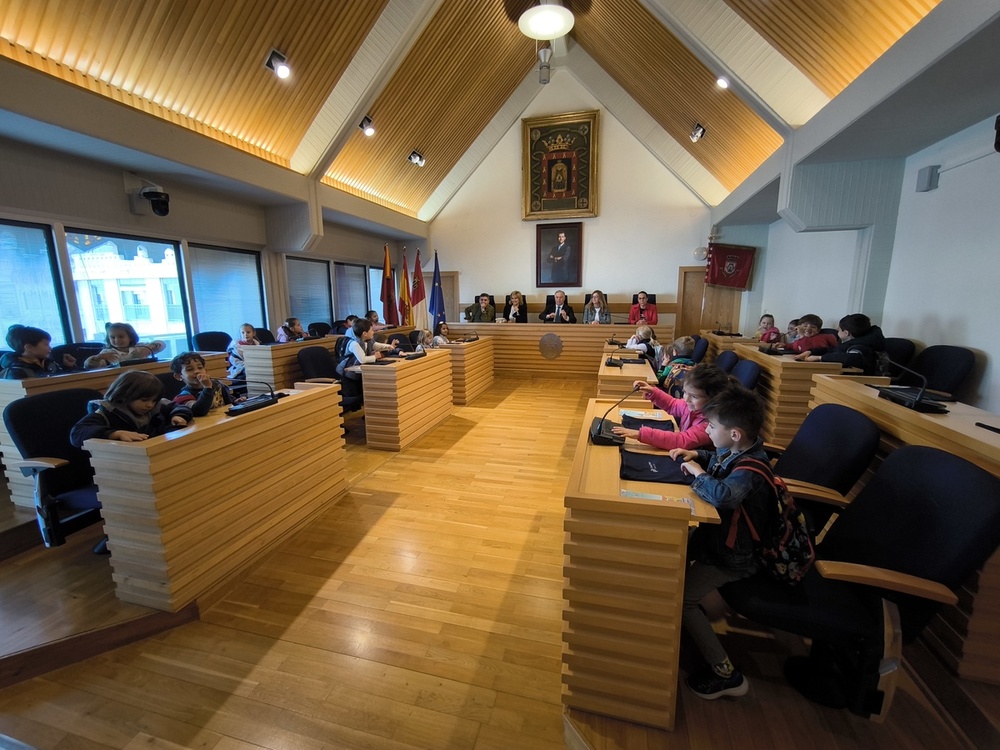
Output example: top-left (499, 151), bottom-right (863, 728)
top-left (700, 330), bottom-right (747, 362)
top-left (361, 349), bottom-right (452, 451)
top-left (811, 374), bottom-right (1000, 684)
top-left (439, 337), bottom-right (494, 405)
top-left (735, 343), bottom-right (846, 448)
top-left (0, 355), bottom-right (227, 511)
top-left (83, 385), bottom-right (347, 612)
top-left (562, 398), bottom-right (719, 731)
top-left (447, 323), bottom-right (673, 381)
top-left (596, 354), bottom-right (657, 398)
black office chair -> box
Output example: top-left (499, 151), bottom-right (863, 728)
top-left (631, 293), bottom-right (656, 305)
top-left (192, 331), bottom-right (232, 352)
top-left (307, 322), bottom-right (332, 338)
top-left (719, 446), bottom-right (1000, 720)
top-left (254, 327), bottom-right (276, 344)
top-left (771, 404), bottom-right (880, 533)
top-left (730, 359), bottom-right (761, 390)
top-left (691, 337), bottom-right (710, 364)
top-left (714, 350), bottom-right (739, 373)
top-left (505, 294), bottom-right (528, 306)
top-left (2, 388), bottom-right (104, 549)
top-left (408, 330), bottom-right (422, 348)
top-left (820, 327), bottom-right (839, 336)
top-left (50, 342), bottom-right (104, 367)
top-left (387, 332), bottom-right (412, 352)
top-left (297, 346), bottom-right (364, 412)
top-left (155, 372), bottom-right (184, 400)
top-left (882, 337), bottom-right (916, 369)
top-left (898, 344), bottom-right (975, 398)
top-left (332, 320), bottom-right (350, 335)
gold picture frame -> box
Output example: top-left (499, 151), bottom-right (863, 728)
top-left (522, 109), bottom-right (599, 220)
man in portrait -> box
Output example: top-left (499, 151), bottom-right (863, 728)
top-left (547, 231), bottom-right (573, 284)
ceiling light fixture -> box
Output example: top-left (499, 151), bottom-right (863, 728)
top-left (690, 123), bottom-right (706, 143)
top-left (265, 49), bottom-right (290, 79)
top-left (408, 150), bottom-right (425, 167)
top-left (518, 1), bottom-right (574, 41)
top-left (359, 115), bottom-right (375, 137)
top-left (716, 76), bottom-right (729, 89)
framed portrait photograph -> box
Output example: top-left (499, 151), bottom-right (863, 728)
top-left (536, 222), bottom-right (582, 288)
top-left (522, 110), bottom-right (599, 220)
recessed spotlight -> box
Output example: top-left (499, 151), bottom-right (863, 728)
top-left (359, 116), bottom-right (375, 137)
top-left (408, 150), bottom-right (425, 167)
top-left (265, 49), bottom-right (290, 79)
top-left (716, 76), bottom-right (729, 89)
top-left (690, 124), bottom-right (706, 143)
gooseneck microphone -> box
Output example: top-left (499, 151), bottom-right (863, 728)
top-left (226, 380), bottom-right (287, 415)
top-left (875, 360), bottom-right (948, 414)
top-left (590, 384), bottom-right (642, 446)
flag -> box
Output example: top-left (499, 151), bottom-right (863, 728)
top-left (398, 251), bottom-right (413, 327)
top-left (411, 249), bottom-right (429, 331)
top-left (705, 243), bottom-right (755, 290)
top-left (428, 252), bottom-right (447, 329)
top-left (379, 244), bottom-right (399, 326)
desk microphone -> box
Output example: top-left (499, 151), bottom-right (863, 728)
top-left (226, 380), bottom-right (286, 415)
top-left (874, 360), bottom-right (948, 414)
top-left (590, 384), bottom-right (641, 446)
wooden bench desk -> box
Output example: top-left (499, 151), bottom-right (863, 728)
top-left (439, 337), bottom-right (494, 405)
top-left (562, 398), bottom-right (718, 731)
top-left (83, 384), bottom-right (347, 612)
top-left (596, 353), bottom-right (657, 399)
top-left (700, 330), bottom-right (747, 361)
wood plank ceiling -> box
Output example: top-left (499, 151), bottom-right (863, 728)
top-left (0, 0), bottom-right (940, 216)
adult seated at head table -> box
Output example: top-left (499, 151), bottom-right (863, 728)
top-left (539, 290), bottom-right (577, 323)
top-left (464, 293), bottom-right (495, 323)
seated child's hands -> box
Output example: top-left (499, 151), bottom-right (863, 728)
top-left (669, 448), bottom-right (697, 462)
top-left (611, 427), bottom-right (639, 439)
top-left (198, 372), bottom-right (214, 388)
top-left (62, 353), bottom-right (77, 369)
top-left (109, 430), bottom-right (148, 442)
top-left (171, 416), bottom-right (189, 426)
top-left (633, 380), bottom-right (654, 394)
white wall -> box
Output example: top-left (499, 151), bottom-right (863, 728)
top-left (883, 115), bottom-right (1000, 410)
top-left (429, 69), bottom-right (710, 305)
top-left (756, 221), bottom-right (859, 331)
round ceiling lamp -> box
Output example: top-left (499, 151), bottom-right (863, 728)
top-left (518, 2), bottom-right (575, 41)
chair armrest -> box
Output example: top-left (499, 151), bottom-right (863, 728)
top-left (10, 457), bottom-right (68, 477)
top-left (762, 442), bottom-right (784, 460)
top-left (815, 560), bottom-right (957, 605)
top-left (782, 479), bottom-right (849, 509)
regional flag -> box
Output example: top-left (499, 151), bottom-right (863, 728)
top-left (705, 243), bottom-right (755, 290)
top-left (411, 249), bottom-right (429, 331)
top-left (380, 244), bottom-right (400, 326)
top-left (398, 252), bottom-right (413, 327)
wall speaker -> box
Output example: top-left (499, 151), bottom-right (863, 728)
top-left (994, 115), bottom-right (999, 152)
top-left (916, 165), bottom-right (940, 192)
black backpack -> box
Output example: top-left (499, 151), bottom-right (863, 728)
top-left (727, 457), bottom-right (816, 585)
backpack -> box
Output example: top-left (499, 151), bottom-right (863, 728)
top-left (657, 357), bottom-right (694, 399)
top-left (727, 457), bottom-right (816, 585)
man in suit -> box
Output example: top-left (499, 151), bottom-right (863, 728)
top-left (547, 232), bottom-right (573, 284)
top-left (539, 289), bottom-right (577, 323)
top-left (464, 292), bottom-right (495, 322)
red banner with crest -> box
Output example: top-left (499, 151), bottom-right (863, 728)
top-left (705, 243), bottom-right (755, 289)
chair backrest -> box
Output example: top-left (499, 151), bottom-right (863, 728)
top-left (297, 346), bottom-right (338, 380)
top-left (192, 331), bottom-right (233, 352)
top-left (505, 294), bottom-right (528, 306)
top-left (691, 337), bottom-right (710, 363)
top-left (821, 445), bottom-right (1000, 640)
top-left (730, 359), bottom-right (761, 390)
top-left (631, 293), bottom-right (657, 305)
top-left (155, 372), bottom-right (184, 400)
top-left (332, 320), bottom-right (350, 335)
top-left (307, 322), bottom-right (332, 338)
top-left (774, 404), bottom-right (879, 495)
top-left (714, 350), bottom-right (739, 373)
top-left (882, 337), bottom-right (916, 369)
top-left (820, 327), bottom-right (838, 336)
top-left (3, 388), bottom-right (102, 496)
top-left (408, 330), bottom-right (422, 347)
top-left (387, 332), bottom-right (413, 351)
top-left (546, 294), bottom-right (555, 307)
top-left (900, 344), bottom-right (976, 396)
top-left (50, 342), bottom-right (104, 365)
top-left (254, 327), bottom-right (276, 344)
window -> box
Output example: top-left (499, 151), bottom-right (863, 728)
top-left (333, 262), bottom-right (368, 321)
top-left (65, 230), bottom-right (189, 357)
top-left (286, 257), bottom-right (332, 326)
top-left (187, 245), bottom-right (264, 337)
top-left (0, 220), bottom-right (68, 345)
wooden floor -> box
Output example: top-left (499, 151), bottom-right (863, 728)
top-left (0, 378), bottom-right (991, 749)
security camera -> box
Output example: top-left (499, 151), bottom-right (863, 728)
top-left (139, 185), bottom-right (170, 216)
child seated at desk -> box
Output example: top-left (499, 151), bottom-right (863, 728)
top-left (70, 370), bottom-right (193, 445)
top-left (336, 318), bottom-right (396, 378)
top-left (414, 329), bottom-right (433, 353)
top-left (669, 387), bottom-right (772, 700)
top-left (432, 322), bottom-right (451, 346)
top-left (611, 363), bottom-right (732, 451)
top-left (656, 336), bottom-right (696, 397)
top-left (752, 314), bottom-right (781, 344)
top-left (226, 323), bottom-right (259, 385)
top-left (84, 322), bottom-right (165, 369)
top-left (788, 314), bottom-right (838, 354)
top-left (171, 351), bottom-right (241, 416)
top-left (1, 324), bottom-right (78, 379)
top-left (276, 317), bottom-right (307, 343)
top-left (623, 325), bottom-right (658, 356)
top-left (794, 313), bottom-right (887, 375)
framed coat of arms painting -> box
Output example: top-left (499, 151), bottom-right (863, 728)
top-left (522, 110), bottom-right (599, 221)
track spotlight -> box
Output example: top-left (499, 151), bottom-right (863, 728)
top-left (538, 47), bottom-right (552, 85)
top-left (690, 123), bottom-right (706, 143)
top-left (265, 49), bottom-right (290, 79)
top-left (408, 150), bottom-right (425, 167)
top-left (359, 116), bottom-right (375, 137)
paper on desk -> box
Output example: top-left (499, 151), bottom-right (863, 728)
top-left (619, 409), bottom-right (666, 419)
top-left (620, 489), bottom-right (695, 513)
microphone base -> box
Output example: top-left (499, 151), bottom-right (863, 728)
top-left (875, 389), bottom-right (949, 414)
top-left (589, 417), bottom-right (625, 446)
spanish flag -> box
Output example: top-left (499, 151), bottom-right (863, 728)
top-left (380, 244), bottom-right (400, 326)
top-left (398, 251), bottom-right (413, 327)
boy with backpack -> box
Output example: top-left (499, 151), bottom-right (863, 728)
top-left (656, 335), bottom-right (696, 397)
top-left (669, 386), bottom-right (774, 700)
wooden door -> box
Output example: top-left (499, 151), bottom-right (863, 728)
top-left (439, 271), bottom-right (459, 322)
top-left (676, 266), bottom-right (742, 336)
